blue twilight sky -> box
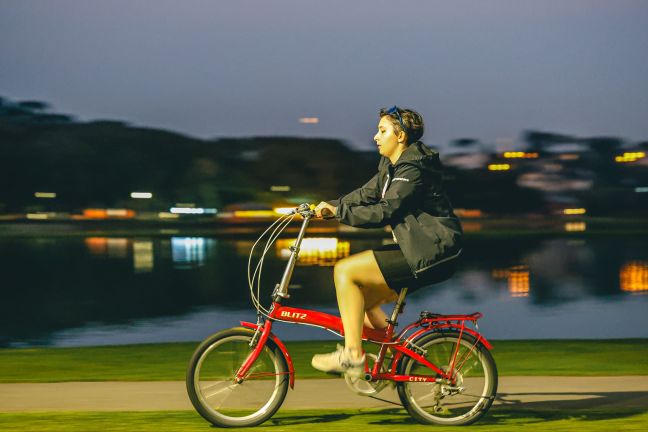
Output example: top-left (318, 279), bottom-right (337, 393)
top-left (1, 0), bottom-right (647, 151)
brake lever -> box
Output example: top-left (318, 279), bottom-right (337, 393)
top-left (294, 203), bottom-right (315, 217)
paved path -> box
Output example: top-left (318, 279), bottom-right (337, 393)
top-left (1, 377), bottom-right (647, 412)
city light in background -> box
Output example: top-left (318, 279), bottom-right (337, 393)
top-left (503, 152), bottom-right (539, 159)
top-left (34, 192), bottom-right (56, 199)
top-left (26, 213), bottom-right (50, 220)
top-left (130, 192), bottom-right (153, 199)
top-left (270, 186), bottom-right (291, 192)
top-left (81, 209), bottom-right (135, 219)
top-left (615, 152), bottom-right (646, 163)
top-left (454, 209), bottom-right (483, 218)
top-left (170, 207), bottom-right (217, 215)
top-left (563, 208), bottom-right (587, 215)
top-left (488, 164), bottom-right (511, 171)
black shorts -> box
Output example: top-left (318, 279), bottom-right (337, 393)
top-left (372, 243), bottom-right (459, 293)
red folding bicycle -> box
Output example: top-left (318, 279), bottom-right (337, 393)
top-left (186, 203), bottom-right (498, 427)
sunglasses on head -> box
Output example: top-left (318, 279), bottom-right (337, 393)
top-left (386, 106), bottom-right (407, 132)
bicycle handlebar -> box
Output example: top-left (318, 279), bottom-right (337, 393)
top-left (289, 203), bottom-right (335, 219)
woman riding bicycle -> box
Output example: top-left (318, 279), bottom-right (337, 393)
top-left (312, 106), bottom-right (463, 377)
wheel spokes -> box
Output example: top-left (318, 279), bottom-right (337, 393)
top-left (188, 331), bottom-right (291, 427)
top-left (202, 381), bottom-right (238, 408)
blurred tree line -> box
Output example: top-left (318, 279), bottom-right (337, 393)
top-left (1, 97), bottom-right (646, 216)
top-left (0, 97), bottom-right (376, 213)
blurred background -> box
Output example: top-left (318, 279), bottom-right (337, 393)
top-left (1, 0), bottom-right (647, 347)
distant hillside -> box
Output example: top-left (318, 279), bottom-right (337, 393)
top-left (0, 97), bottom-right (376, 212)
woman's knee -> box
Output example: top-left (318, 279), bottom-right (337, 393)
top-left (333, 252), bottom-right (371, 284)
top-left (333, 258), bottom-right (353, 286)
top-left (336, 251), bottom-right (373, 277)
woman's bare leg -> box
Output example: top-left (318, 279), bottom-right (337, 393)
top-left (363, 313), bottom-right (374, 329)
top-left (333, 258), bottom-right (365, 360)
top-left (333, 251), bottom-right (397, 360)
top-left (365, 306), bottom-right (389, 330)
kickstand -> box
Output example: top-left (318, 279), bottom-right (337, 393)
top-left (367, 395), bottom-right (402, 407)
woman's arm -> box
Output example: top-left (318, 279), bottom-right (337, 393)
top-left (337, 163), bottom-right (422, 228)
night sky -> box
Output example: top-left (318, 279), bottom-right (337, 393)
top-left (1, 0), bottom-right (647, 150)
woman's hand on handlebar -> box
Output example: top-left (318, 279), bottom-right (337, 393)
top-left (314, 201), bottom-right (337, 219)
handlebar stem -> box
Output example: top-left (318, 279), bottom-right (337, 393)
top-left (273, 210), bottom-right (312, 301)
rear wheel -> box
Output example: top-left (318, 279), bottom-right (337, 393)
top-left (186, 327), bottom-right (289, 427)
top-left (397, 331), bottom-right (497, 426)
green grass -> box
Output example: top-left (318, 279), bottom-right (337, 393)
top-left (1, 408), bottom-right (647, 432)
top-left (488, 339), bottom-right (648, 376)
top-left (1, 339), bottom-right (647, 383)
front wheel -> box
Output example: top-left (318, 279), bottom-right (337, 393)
top-left (186, 327), bottom-right (289, 428)
top-left (397, 331), bottom-right (498, 426)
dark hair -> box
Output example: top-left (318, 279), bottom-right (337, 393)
top-left (379, 107), bottom-right (425, 144)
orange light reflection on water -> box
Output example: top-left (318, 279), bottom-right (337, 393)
top-left (620, 261), bottom-right (648, 294)
top-left (85, 237), bottom-right (129, 258)
top-left (492, 265), bottom-right (530, 297)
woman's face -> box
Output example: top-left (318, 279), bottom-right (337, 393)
top-left (374, 116), bottom-right (402, 159)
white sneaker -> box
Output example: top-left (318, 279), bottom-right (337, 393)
top-left (311, 344), bottom-right (366, 378)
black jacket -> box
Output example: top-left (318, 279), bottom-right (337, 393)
top-left (330, 141), bottom-right (462, 278)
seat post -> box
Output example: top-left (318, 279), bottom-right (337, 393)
top-left (388, 287), bottom-right (408, 326)
top-left (371, 288), bottom-right (408, 377)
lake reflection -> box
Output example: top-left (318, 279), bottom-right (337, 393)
top-left (275, 238), bottom-right (350, 266)
top-left (0, 234), bottom-right (646, 347)
top-left (620, 261), bottom-right (648, 294)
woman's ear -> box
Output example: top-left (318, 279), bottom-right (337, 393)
top-left (398, 130), bottom-right (408, 144)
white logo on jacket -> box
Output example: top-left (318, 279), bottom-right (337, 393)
top-left (382, 175), bottom-right (411, 199)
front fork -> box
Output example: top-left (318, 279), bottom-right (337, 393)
top-left (234, 320), bottom-right (275, 383)
top-left (236, 320), bottom-right (296, 389)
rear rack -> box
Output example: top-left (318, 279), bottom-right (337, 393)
top-left (418, 310), bottom-right (483, 324)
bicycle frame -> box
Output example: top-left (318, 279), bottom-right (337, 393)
top-left (235, 205), bottom-right (492, 389)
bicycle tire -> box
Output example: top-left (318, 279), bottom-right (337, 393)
top-left (186, 327), bottom-right (289, 428)
top-left (396, 330), bottom-right (497, 426)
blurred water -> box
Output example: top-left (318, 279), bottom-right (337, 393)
top-left (1, 233), bottom-right (646, 347)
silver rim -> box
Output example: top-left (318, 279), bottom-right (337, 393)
top-left (193, 335), bottom-right (284, 424)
